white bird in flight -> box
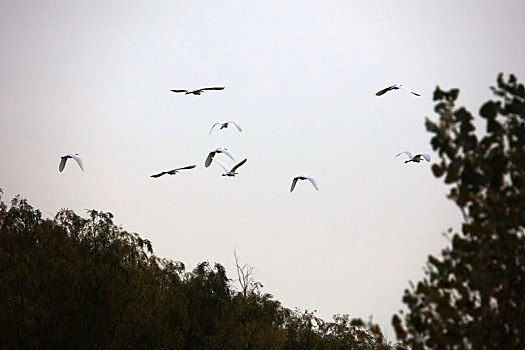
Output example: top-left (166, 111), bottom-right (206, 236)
top-left (375, 84), bottom-right (420, 96)
top-left (396, 150), bottom-right (431, 163)
top-left (150, 165), bottom-right (196, 178)
top-left (170, 86), bottom-right (225, 95)
top-left (59, 153), bottom-right (84, 172)
top-left (213, 158), bottom-right (247, 177)
top-left (290, 175), bottom-right (319, 192)
top-left (205, 147), bottom-right (235, 168)
top-left (209, 120), bottom-right (242, 135)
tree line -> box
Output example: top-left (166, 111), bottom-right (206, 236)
top-left (0, 192), bottom-right (389, 349)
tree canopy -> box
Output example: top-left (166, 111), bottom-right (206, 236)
top-left (0, 189), bottom-right (389, 349)
top-left (392, 74), bottom-right (525, 349)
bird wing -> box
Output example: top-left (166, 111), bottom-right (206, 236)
top-left (290, 177), bottom-right (299, 192)
top-left (305, 176), bottom-right (319, 191)
top-left (396, 150), bottom-right (414, 159)
top-left (170, 89), bottom-right (188, 93)
top-left (205, 152), bottom-right (215, 167)
top-left (209, 123), bottom-right (221, 135)
top-left (230, 158), bottom-right (247, 172)
top-left (399, 85), bottom-right (420, 96)
top-left (150, 171), bottom-right (167, 178)
top-left (71, 154), bottom-right (84, 171)
top-left (200, 87), bottom-right (225, 91)
top-left (419, 153), bottom-right (431, 162)
top-left (228, 120), bottom-right (242, 132)
top-left (213, 158), bottom-right (230, 173)
top-left (218, 148), bottom-right (235, 161)
top-left (375, 86), bottom-right (394, 96)
top-left (59, 157), bottom-right (67, 172)
top-left (175, 164), bottom-right (197, 171)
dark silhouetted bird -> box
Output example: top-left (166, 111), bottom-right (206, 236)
top-left (150, 165), bottom-right (196, 178)
top-left (375, 84), bottom-right (420, 96)
top-left (170, 87), bottom-right (225, 95)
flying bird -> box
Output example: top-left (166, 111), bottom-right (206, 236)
top-left (396, 150), bottom-right (431, 163)
top-left (170, 87), bottom-right (225, 95)
top-left (375, 84), bottom-right (420, 96)
top-left (205, 147), bottom-right (235, 167)
top-left (150, 165), bottom-right (196, 178)
top-left (213, 158), bottom-right (247, 177)
top-left (59, 153), bottom-right (84, 172)
top-left (290, 175), bottom-right (319, 192)
top-left (209, 120), bottom-right (242, 135)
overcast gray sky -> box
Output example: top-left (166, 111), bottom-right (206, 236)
top-left (1, 0), bottom-right (524, 338)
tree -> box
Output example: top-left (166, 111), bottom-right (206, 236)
top-left (392, 74), bottom-right (525, 349)
top-left (0, 196), bottom-right (165, 349)
top-left (0, 190), bottom-right (392, 349)
top-left (234, 249), bottom-right (263, 299)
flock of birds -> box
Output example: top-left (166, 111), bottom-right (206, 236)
top-left (59, 83), bottom-right (430, 193)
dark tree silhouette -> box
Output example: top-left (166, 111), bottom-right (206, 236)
top-left (0, 189), bottom-right (391, 349)
top-left (393, 74), bottom-right (525, 349)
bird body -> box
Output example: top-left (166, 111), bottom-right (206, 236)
top-left (150, 165), bottom-right (196, 178)
top-left (213, 158), bottom-right (247, 177)
top-left (209, 120), bottom-right (242, 135)
top-left (290, 175), bottom-right (319, 192)
top-left (396, 150), bottom-right (430, 163)
top-left (170, 87), bottom-right (225, 95)
top-left (375, 84), bottom-right (420, 96)
top-left (205, 147), bottom-right (235, 167)
top-left (59, 153), bottom-right (84, 172)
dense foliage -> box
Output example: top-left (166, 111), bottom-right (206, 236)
top-left (0, 190), bottom-right (389, 349)
top-left (393, 74), bottom-right (525, 349)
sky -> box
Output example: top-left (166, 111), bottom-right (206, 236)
top-left (1, 0), bottom-right (525, 339)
